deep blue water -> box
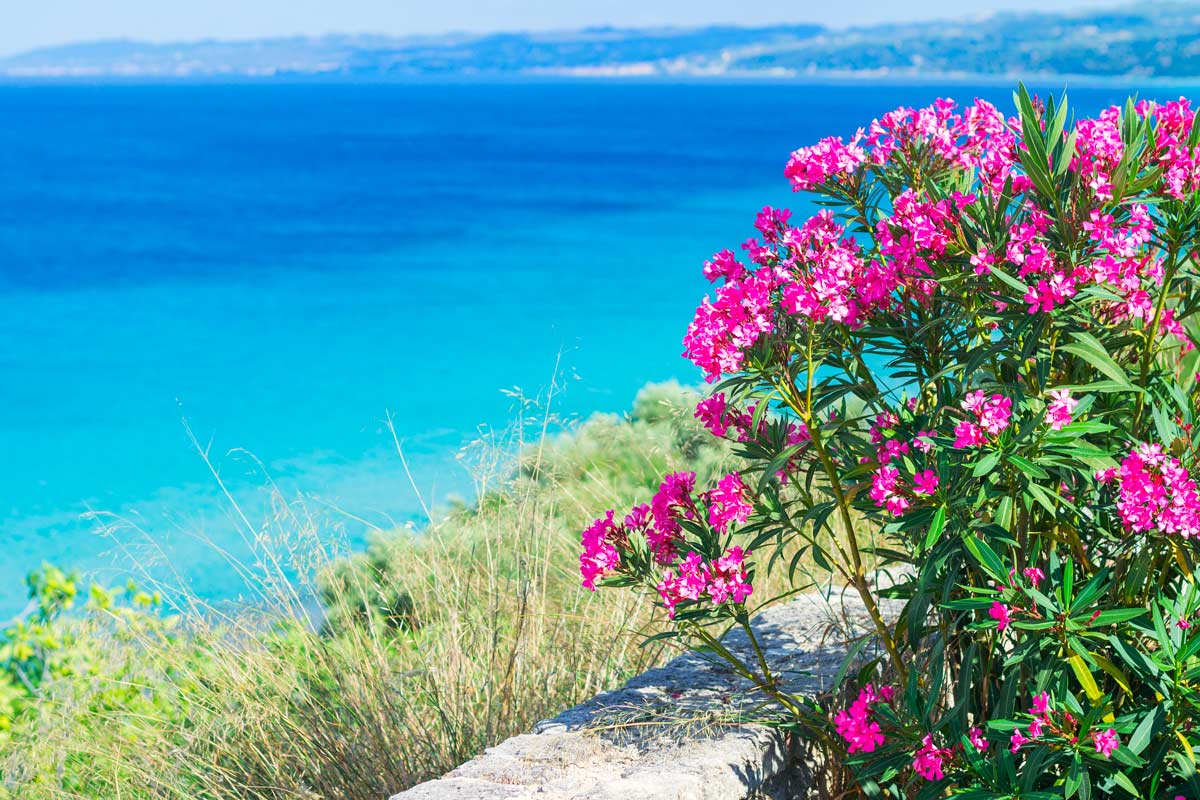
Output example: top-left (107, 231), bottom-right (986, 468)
top-left (0, 80), bottom-right (1147, 614)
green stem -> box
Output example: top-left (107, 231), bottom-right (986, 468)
top-left (693, 623), bottom-right (804, 718)
top-left (1133, 244), bottom-right (1181, 435)
top-left (776, 343), bottom-right (907, 685)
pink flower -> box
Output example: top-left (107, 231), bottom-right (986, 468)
top-left (702, 249), bottom-right (746, 284)
top-left (870, 410), bottom-right (900, 444)
top-left (785, 134), bottom-right (866, 190)
top-left (694, 393), bottom-right (729, 437)
top-left (1115, 442), bottom-right (1200, 539)
top-left (1027, 716), bottom-right (1045, 738)
top-left (649, 472), bottom-right (696, 564)
top-left (1023, 567), bottom-right (1046, 586)
top-left (1178, 617), bottom-right (1192, 630)
top-left (989, 602), bottom-right (1012, 631)
top-left (976, 394), bottom-right (1013, 435)
top-left (870, 465), bottom-right (910, 516)
top-left (1071, 108), bottom-right (1124, 202)
top-left (708, 546), bottom-right (754, 605)
top-left (968, 727), bottom-right (988, 752)
top-left (1024, 278), bottom-right (1067, 314)
top-left (834, 686), bottom-right (887, 754)
top-left (779, 211), bottom-right (893, 328)
top-left (1045, 388), bottom-right (1078, 430)
top-left (753, 206), bottom-right (792, 242)
top-left (580, 510), bottom-right (623, 590)
top-left (912, 735), bottom-right (947, 781)
top-left (707, 472), bottom-right (753, 532)
top-left (657, 547), bottom-right (754, 617)
top-left (955, 392), bottom-right (1011, 447)
top-left (913, 469), bottom-right (940, 496)
top-left (877, 438), bottom-right (910, 465)
top-left (683, 272), bottom-right (775, 383)
top-left (1010, 729), bottom-right (1029, 753)
top-left (1092, 728), bottom-right (1120, 758)
top-left (970, 249), bottom-right (995, 275)
top-left (912, 430), bottom-right (937, 453)
top-left (953, 420), bottom-right (987, 449)
top-left (1030, 692), bottom-right (1051, 715)
top-left (657, 552), bottom-right (710, 618)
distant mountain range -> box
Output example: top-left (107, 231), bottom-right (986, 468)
top-left (5, 4), bottom-right (1200, 80)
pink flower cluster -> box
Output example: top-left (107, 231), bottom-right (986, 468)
top-left (694, 393), bottom-right (810, 449)
top-left (1102, 442), bottom-right (1200, 539)
top-left (869, 465), bottom-right (938, 517)
top-left (683, 269), bottom-right (775, 383)
top-left (865, 410), bottom-right (941, 517)
top-left (857, 98), bottom-right (1024, 192)
top-left (834, 684), bottom-right (892, 754)
top-left (687, 99), bottom-right (1025, 384)
top-left (1072, 106), bottom-right (1124, 201)
top-left (1044, 388), bottom-right (1078, 430)
top-left (702, 249), bottom-right (745, 284)
top-left (656, 546), bottom-right (753, 618)
top-left (1008, 692), bottom-right (1120, 759)
top-left (781, 210), bottom-right (898, 328)
top-left (1080, 203), bottom-right (1192, 349)
top-left (649, 471), bottom-right (697, 561)
top-left (912, 735), bottom-right (952, 781)
top-left (869, 466), bottom-right (909, 517)
top-left (1001, 204), bottom-right (1082, 315)
top-left (694, 393), bottom-right (731, 437)
top-left (910, 725), bottom-right (990, 782)
top-left (954, 391), bottom-right (1012, 448)
top-left (581, 471), bottom-right (758, 615)
top-left (580, 510), bottom-right (623, 591)
top-left (580, 471), bottom-right (697, 589)
top-left (685, 95), bottom-right (1200, 387)
top-left (707, 472), bottom-right (754, 533)
top-left (876, 189), bottom-right (957, 304)
top-left (785, 133), bottom-right (866, 191)
top-left (1144, 98), bottom-right (1200, 200)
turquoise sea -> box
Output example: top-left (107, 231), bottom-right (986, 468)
top-left (0, 80), bottom-right (1148, 614)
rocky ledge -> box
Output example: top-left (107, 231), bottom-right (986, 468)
top-left (391, 589), bottom-right (898, 800)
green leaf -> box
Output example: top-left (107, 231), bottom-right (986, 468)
top-left (1111, 770), bottom-right (1141, 796)
top-left (1087, 608), bottom-right (1149, 627)
top-left (1060, 331), bottom-right (1135, 389)
top-left (924, 505), bottom-right (947, 551)
top-left (973, 450), bottom-right (1002, 478)
top-left (962, 533), bottom-right (1009, 584)
top-left (1009, 454), bottom-right (1049, 479)
top-left (1054, 380), bottom-right (1139, 394)
top-left (1065, 759), bottom-right (1082, 798)
top-left (1126, 705), bottom-right (1163, 755)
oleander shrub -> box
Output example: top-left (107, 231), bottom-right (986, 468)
top-left (581, 87), bottom-right (1200, 798)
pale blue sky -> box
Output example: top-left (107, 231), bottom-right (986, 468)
top-left (2, 0), bottom-right (1131, 57)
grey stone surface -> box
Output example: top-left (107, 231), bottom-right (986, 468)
top-left (390, 589), bottom-right (898, 800)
